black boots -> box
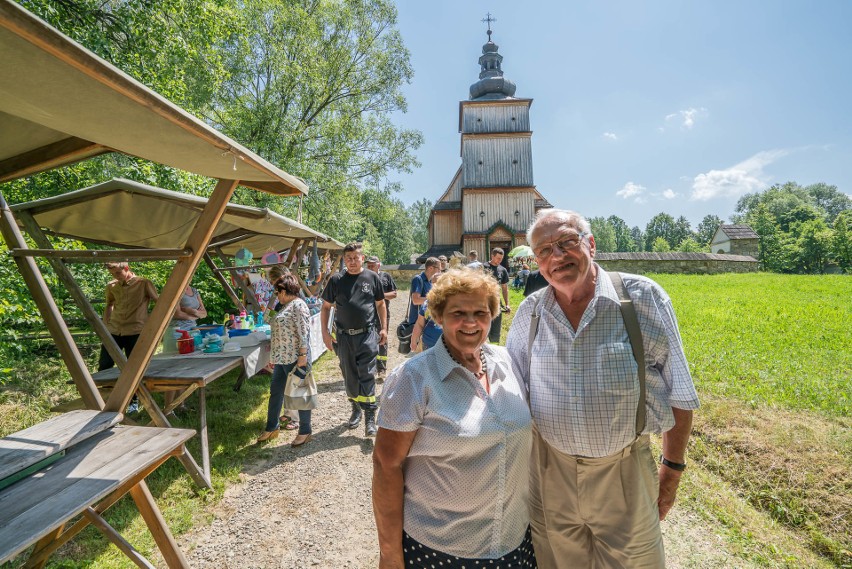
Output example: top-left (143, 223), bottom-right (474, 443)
top-left (365, 409), bottom-right (377, 437)
top-left (348, 402), bottom-right (362, 429)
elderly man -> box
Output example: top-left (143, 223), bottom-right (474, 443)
top-left (437, 255), bottom-right (449, 273)
top-left (366, 255), bottom-right (397, 380)
top-left (506, 209), bottom-right (699, 568)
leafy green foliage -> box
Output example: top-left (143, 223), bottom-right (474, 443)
top-left (588, 217), bottom-right (616, 252)
top-left (696, 214), bottom-right (723, 246)
top-left (607, 215), bottom-right (636, 252)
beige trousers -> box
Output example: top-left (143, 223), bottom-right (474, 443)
top-left (530, 431), bottom-right (665, 569)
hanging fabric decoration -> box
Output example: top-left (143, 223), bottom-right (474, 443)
top-left (308, 239), bottom-right (320, 282)
top-left (234, 247), bottom-right (253, 275)
top-left (261, 249), bottom-right (280, 265)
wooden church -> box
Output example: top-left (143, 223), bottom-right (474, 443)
top-left (419, 23), bottom-right (553, 263)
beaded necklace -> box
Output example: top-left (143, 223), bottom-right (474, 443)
top-left (442, 336), bottom-right (488, 379)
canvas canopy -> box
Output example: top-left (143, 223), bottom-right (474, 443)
top-left (11, 178), bottom-right (342, 257)
top-left (0, 0), bottom-right (306, 196)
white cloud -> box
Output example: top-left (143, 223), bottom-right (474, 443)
top-left (691, 149), bottom-right (789, 201)
top-left (662, 188), bottom-right (678, 199)
top-left (602, 132), bottom-right (618, 141)
top-left (616, 181), bottom-right (647, 203)
top-left (663, 107), bottom-right (708, 130)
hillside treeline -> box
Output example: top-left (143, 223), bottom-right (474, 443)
top-left (591, 182), bottom-right (851, 274)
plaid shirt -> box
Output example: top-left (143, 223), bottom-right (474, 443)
top-left (506, 267), bottom-right (699, 457)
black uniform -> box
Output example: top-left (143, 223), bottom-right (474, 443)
top-left (523, 270), bottom-right (549, 297)
top-left (322, 269), bottom-right (384, 409)
top-left (483, 262), bottom-right (510, 343)
top-left (374, 271), bottom-right (397, 373)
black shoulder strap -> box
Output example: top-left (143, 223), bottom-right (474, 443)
top-left (606, 270), bottom-right (647, 436)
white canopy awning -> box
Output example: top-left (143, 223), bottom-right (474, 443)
top-left (11, 178), bottom-right (342, 256)
top-left (0, 0), bottom-right (307, 196)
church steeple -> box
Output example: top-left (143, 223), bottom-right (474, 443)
top-left (469, 13), bottom-right (517, 100)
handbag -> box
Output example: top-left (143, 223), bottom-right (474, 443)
top-left (284, 366), bottom-right (318, 410)
top-left (396, 320), bottom-right (414, 354)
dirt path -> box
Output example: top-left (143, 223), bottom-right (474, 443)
top-left (180, 290), bottom-right (746, 568)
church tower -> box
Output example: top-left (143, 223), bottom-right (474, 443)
top-left (421, 17), bottom-right (552, 263)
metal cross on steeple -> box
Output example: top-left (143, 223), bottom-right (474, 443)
top-left (481, 12), bottom-right (496, 40)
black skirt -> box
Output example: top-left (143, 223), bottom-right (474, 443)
top-left (402, 526), bottom-right (537, 568)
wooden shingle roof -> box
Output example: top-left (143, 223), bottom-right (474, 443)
top-left (719, 224), bottom-right (759, 240)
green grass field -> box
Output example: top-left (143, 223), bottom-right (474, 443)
top-left (0, 272), bottom-right (849, 567)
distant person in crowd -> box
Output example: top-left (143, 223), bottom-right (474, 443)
top-left (409, 273), bottom-right (443, 353)
top-left (522, 269), bottom-right (549, 297)
top-left (407, 257), bottom-right (441, 327)
top-left (366, 255), bottom-right (397, 381)
top-left (246, 270), bottom-right (275, 313)
top-left (257, 273), bottom-right (313, 446)
top-left (483, 247), bottom-right (510, 343)
top-left (507, 209), bottom-right (700, 568)
top-left (373, 269), bottom-right (535, 568)
top-left (99, 262), bottom-right (159, 414)
top-left (467, 249), bottom-right (482, 269)
top-left (171, 284), bottom-right (207, 330)
top-left (437, 255), bottom-right (449, 273)
top-left (321, 242), bottom-right (386, 437)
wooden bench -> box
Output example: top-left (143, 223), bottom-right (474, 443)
top-left (0, 410), bottom-right (195, 568)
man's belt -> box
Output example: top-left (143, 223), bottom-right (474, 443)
top-left (336, 325), bottom-right (371, 336)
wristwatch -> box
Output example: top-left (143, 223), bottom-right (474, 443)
top-left (660, 455), bottom-right (687, 471)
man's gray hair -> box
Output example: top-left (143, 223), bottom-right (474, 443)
top-left (526, 209), bottom-right (592, 245)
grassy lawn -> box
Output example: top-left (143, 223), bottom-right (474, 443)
top-left (0, 272), bottom-right (849, 567)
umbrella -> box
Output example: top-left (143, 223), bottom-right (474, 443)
top-left (508, 245), bottom-right (534, 258)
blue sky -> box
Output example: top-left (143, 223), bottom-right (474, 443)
top-left (390, 1), bottom-right (852, 229)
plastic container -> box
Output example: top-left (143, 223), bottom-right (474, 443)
top-left (228, 328), bottom-right (252, 338)
top-left (162, 327), bottom-right (181, 354)
top-left (194, 324), bottom-right (224, 338)
top-left (177, 338), bottom-right (195, 354)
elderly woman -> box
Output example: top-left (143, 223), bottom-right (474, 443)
top-left (373, 269), bottom-right (535, 568)
top-left (257, 273), bottom-right (313, 446)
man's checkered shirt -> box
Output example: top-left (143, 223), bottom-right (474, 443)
top-left (506, 267), bottom-right (700, 458)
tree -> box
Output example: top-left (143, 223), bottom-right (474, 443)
top-left (733, 182), bottom-right (813, 224)
top-left (795, 218), bottom-right (833, 274)
top-left (407, 199), bottom-right (433, 256)
top-left (210, 0), bottom-right (424, 244)
top-left (644, 212), bottom-right (676, 251)
top-left (589, 217), bottom-right (616, 252)
top-left (806, 183), bottom-right (852, 224)
top-left (671, 216), bottom-right (694, 249)
top-left (696, 214), bottom-right (723, 246)
top-left (651, 237), bottom-right (671, 252)
top-left (832, 211), bottom-right (852, 272)
top-left (607, 215), bottom-right (636, 252)
top-left (630, 226), bottom-right (645, 252)
top-left (676, 237), bottom-right (707, 252)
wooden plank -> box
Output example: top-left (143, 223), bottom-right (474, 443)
top-left (92, 357), bottom-right (243, 383)
top-left (214, 247), bottom-right (261, 313)
top-left (105, 178), bottom-right (238, 413)
top-left (25, 524), bottom-right (63, 569)
top-left (0, 411), bottom-right (121, 481)
top-left (0, 425), bottom-right (194, 564)
top-left (0, 192), bottom-right (104, 410)
top-left (130, 481), bottom-right (190, 569)
top-left (17, 211), bottom-right (128, 376)
top-left (202, 253), bottom-right (244, 311)
top-left (283, 239), bottom-right (302, 266)
top-left (199, 388), bottom-right (210, 482)
top-left (9, 248), bottom-right (191, 261)
top-left (82, 508), bottom-right (157, 569)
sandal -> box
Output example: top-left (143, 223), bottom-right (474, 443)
top-left (279, 417), bottom-right (299, 430)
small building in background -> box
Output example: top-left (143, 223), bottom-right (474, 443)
top-left (710, 224), bottom-right (760, 257)
top-left (418, 24), bottom-right (553, 264)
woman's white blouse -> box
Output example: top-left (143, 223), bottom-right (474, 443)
top-left (269, 298), bottom-right (310, 365)
top-left (378, 341), bottom-right (532, 559)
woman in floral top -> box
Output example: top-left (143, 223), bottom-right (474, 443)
top-left (257, 273), bottom-right (313, 446)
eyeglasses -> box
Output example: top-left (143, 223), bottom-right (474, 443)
top-left (533, 232), bottom-right (589, 259)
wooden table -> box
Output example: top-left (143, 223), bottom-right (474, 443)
top-left (0, 410), bottom-right (195, 568)
top-left (92, 356), bottom-right (245, 489)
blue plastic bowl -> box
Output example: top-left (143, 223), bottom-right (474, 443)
top-left (228, 328), bottom-right (252, 337)
top-left (194, 324), bottom-right (224, 337)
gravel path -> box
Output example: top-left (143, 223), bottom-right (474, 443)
top-left (180, 290), bottom-right (744, 569)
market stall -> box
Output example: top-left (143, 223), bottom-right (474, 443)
top-left (0, 1), bottom-right (322, 566)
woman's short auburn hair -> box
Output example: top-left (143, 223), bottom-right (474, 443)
top-left (426, 268), bottom-right (500, 320)
top-left (274, 273), bottom-right (301, 296)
